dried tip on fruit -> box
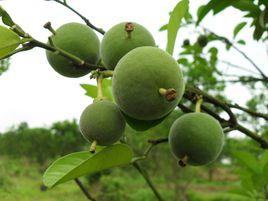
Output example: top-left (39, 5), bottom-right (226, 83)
top-left (125, 22), bottom-right (134, 38)
top-left (178, 155), bottom-right (188, 167)
top-left (43, 21), bottom-right (56, 35)
top-left (89, 140), bottom-right (97, 153)
top-left (43, 22), bottom-right (52, 29)
top-left (159, 88), bottom-right (177, 102)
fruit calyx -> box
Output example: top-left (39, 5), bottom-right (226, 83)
top-left (159, 88), bottom-right (177, 102)
top-left (43, 21), bottom-right (56, 35)
top-left (125, 22), bottom-right (134, 38)
top-left (178, 155), bottom-right (188, 167)
top-left (89, 140), bottom-right (97, 153)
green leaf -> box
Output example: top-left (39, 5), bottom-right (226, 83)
top-left (253, 22), bottom-right (264, 41)
top-left (233, 22), bottom-right (247, 38)
top-left (197, 0), bottom-right (220, 24)
top-left (159, 24), bottom-right (167, 32)
top-left (0, 6), bottom-right (15, 27)
top-left (80, 84), bottom-right (97, 98)
top-left (232, 151), bottom-right (261, 174)
top-left (213, 1), bottom-right (237, 15)
top-left (237, 40), bottom-right (246, 45)
top-left (166, 0), bottom-right (189, 55)
top-left (232, 0), bottom-right (260, 13)
top-left (80, 79), bottom-right (113, 101)
top-left (0, 25), bottom-right (21, 58)
top-left (197, 0), bottom-right (239, 24)
top-left (43, 144), bottom-right (133, 188)
top-left (177, 58), bottom-right (188, 66)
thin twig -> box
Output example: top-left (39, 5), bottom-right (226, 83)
top-left (227, 103), bottom-right (268, 121)
top-left (133, 162), bottom-right (165, 201)
top-left (219, 60), bottom-right (260, 75)
top-left (201, 26), bottom-right (268, 80)
top-left (74, 178), bottom-right (97, 201)
top-left (51, 0), bottom-right (105, 34)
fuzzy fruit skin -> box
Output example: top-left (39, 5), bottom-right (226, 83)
top-left (79, 100), bottom-right (126, 146)
top-left (169, 113), bottom-right (224, 166)
top-left (100, 22), bottom-right (155, 70)
top-left (46, 22), bottom-right (100, 78)
top-left (112, 46), bottom-right (184, 121)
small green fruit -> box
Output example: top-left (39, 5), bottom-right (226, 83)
top-left (197, 35), bottom-right (208, 47)
top-left (112, 46), bottom-right (184, 121)
top-left (183, 39), bottom-right (190, 47)
top-left (46, 22), bottom-right (100, 78)
top-left (169, 113), bottom-right (224, 166)
top-left (100, 22), bottom-right (155, 70)
top-left (79, 100), bottom-right (126, 146)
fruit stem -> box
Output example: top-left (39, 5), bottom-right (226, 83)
top-left (101, 70), bottom-right (113, 78)
top-left (178, 155), bottom-right (188, 167)
top-left (195, 96), bottom-right (203, 113)
top-left (125, 22), bottom-right (134, 39)
top-left (159, 88), bottom-right (177, 102)
top-left (96, 76), bottom-right (104, 100)
top-left (48, 36), bottom-right (54, 46)
top-left (43, 22), bottom-right (56, 35)
top-left (89, 140), bottom-right (97, 153)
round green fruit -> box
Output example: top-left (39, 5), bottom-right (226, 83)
top-left (183, 39), bottom-right (190, 47)
top-left (197, 35), bottom-right (208, 47)
top-left (100, 22), bottom-right (155, 70)
top-left (46, 22), bottom-right (100, 78)
top-left (112, 46), bottom-right (185, 121)
top-left (79, 100), bottom-right (126, 146)
top-left (169, 113), bottom-right (224, 166)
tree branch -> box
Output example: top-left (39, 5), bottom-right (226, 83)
top-left (50, 0), bottom-right (105, 35)
top-left (180, 86), bottom-right (268, 149)
top-left (32, 39), bottom-right (104, 70)
top-left (185, 85), bottom-right (237, 127)
top-left (202, 26), bottom-right (268, 81)
top-left (133, 162), bottom-right (165, 201)
top-left (227, 103), bottom-right (268, 121)
top-left (74, 178), bottom-right (97, 201)
top-left (1, 23), bottom-right (105, 71)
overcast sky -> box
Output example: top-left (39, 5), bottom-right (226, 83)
top-left (0, 0), bottom-right (267, 132)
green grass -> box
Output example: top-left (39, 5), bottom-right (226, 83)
top-left (0, 157), bottom-right (249, 201)
top-left (0, 157), bottom-right (87, 201)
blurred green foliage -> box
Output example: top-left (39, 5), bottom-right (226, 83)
top-left (0, 120), bottom-right (85, 165)
top-left (0, 58), bottom-right (9, 76)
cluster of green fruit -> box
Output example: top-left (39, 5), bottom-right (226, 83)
top-left (183, 35), bottom-right (208, 48)
top-left (45, 22), bottom-right (224, 167)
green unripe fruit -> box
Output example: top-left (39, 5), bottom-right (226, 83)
top-left (46, 22), bottom-right (100, 78)
top-left (183, 39), bottom-right (190, 47)
top-left (112, 46), bottom-right (184, 121)
top-left (197, 35), bottom-right (208, 47)
top-left (79, 100), bottom-right (126, 146)
top-left (100, 22), bottom-right (156, 70)
top-left (169, 113), bottom-right (224, 166)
